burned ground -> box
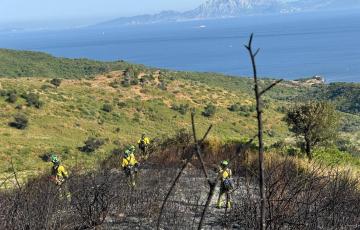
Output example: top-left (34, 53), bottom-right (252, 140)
top-left (1, 138), bottom-right (359, 230)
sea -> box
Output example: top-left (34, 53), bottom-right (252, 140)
top-left (1, 10), bottom-right (360, 82)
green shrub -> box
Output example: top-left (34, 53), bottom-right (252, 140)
top-left (0, 89), bottom-right (7, 97)
top-left (102, 103), bottom-right (113, 112)
top-left (121, 77), bottom-right (131, 87)
top-left (202, 104), bottom-right (216, 117)
top-left (228, 103), bottom-right (241, 112)
top-left (22, 93), bottom-right (43, 108)
top-left (6, 92), bottom-right (17, 103)
top-left (287, 147), bottom-right (302, 157)
top-left (239, 105), bottom-right (255, 112)
top-left (131, 78), bottom-right (139, 85)
top-left (9, 113), bottom-right (28, 129)
top-left (50, 78), bottom-right (62, 87)
top-left (1, 90), bottom-right (18, 103)
top-left (228, 103), bottom-right (255, 113)
top-left (80, 137), bottom-right (105, 153)
top-left (171, 104), bottom-right (190, 115)
top-left (117, 101), bottom-right (127, 108)
top-left (39, 152), bottom-right (52, 162)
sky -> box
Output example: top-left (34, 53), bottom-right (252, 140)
top-left (0, 0), bottom-right (207, 26)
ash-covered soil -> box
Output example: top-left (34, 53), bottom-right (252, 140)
top-left (102, 164), bottom-right (258, 229)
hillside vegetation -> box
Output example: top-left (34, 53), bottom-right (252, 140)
top-left (0, 49), bottom-right (141, 79)
top-left (0, 49), bottom-right (359, 178)
top-left (308, 82), bottom-right (360, 115)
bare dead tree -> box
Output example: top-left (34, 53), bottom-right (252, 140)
top-left (244, 33), bottom-right (283, 230)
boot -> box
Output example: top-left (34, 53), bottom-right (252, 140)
top-left (226, 201), bottom-right (231, 209)
top-left (216, 199), bottom-right (223, 209)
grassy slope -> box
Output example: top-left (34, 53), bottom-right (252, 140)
top-left (0, 72), bottom-right (288, 174)
top-left (0, 49), bottom-right (359, 178)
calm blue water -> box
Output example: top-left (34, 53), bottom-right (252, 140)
top-left (1, 11), bottom-right (360, 82)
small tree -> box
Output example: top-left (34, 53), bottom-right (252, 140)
top-left (286, 101), bottom-right (340, 159)
top-left (10, 113), bottom-right (28, 129)
top-left (102, 103), bottom-right (113, 113)
top-left (23, 93), bottom-right (43, 108)
top-left (228, 103), bottom-right (241, 112)
top-left (202, 104), bottom-right (216, 117)
top-left (6, 92), bottom-right (17, 103)
top-left (50, 78), bottom-right (62, 88)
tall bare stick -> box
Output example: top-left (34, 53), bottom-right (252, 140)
top-left (190, 112), bottom-right (217, 230)
top-left (245, 33), bottom-right (283, 230)
top-left (191, 112), bottom-right (211, 185)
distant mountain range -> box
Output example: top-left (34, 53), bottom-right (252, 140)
top-left (98, 0), bottom-right (360, 27)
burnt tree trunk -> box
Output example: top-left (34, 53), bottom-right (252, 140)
top-left (245, 33), bottom-right (283, 230)
top-left (245, 34), bottom-right (266, 230)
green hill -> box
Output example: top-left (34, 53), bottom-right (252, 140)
top-left (0, 49), bottom-right (359, 178)
top-left (0, 48), bottom-right (144, 79)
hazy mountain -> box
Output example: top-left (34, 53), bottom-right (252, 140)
top-left (97, 0), bottom-right (360, 27)
top-left (185, 0), bottom-right (282, 17)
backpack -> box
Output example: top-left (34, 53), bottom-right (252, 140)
top-left (51, 165), bottom-right (59, 176)
top-left (139, 139), bottom-right (146, 149)
top-left (223, 178), bottom-right (234, 191)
